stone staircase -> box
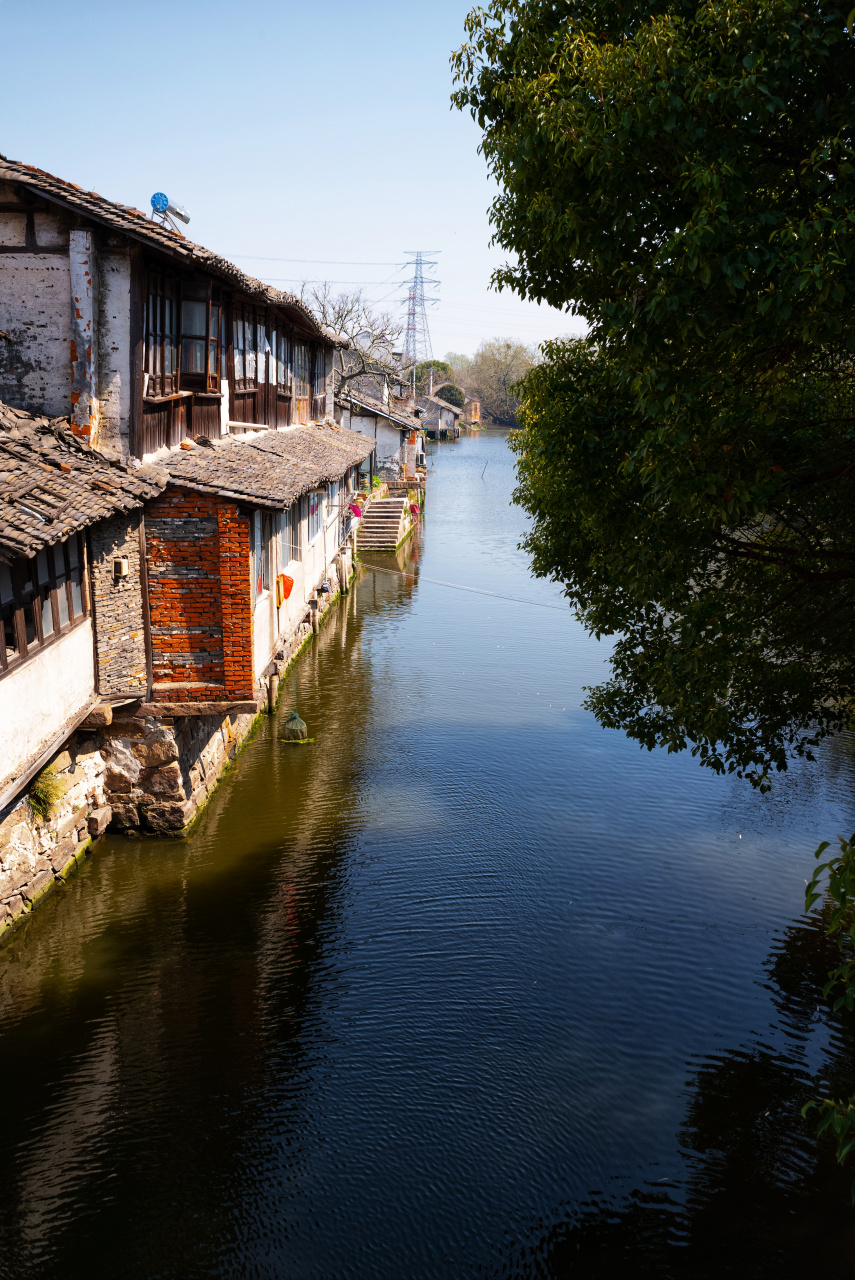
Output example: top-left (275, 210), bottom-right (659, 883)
top-left (357, 497), bottom-right (412, 550)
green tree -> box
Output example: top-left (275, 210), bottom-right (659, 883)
top-left (435, 383), bottom-right (466, 408)
top-left (415, 360), bottom-right (453, 394)
top-left (452, 0), bottom-right (855, 784)
top-left (453, 0), bottom-right (855, 1169)
top-left (468, 338), bottom-right (539, 424)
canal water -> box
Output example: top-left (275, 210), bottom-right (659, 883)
top-left (1, 430), bottom-right (854, 1278)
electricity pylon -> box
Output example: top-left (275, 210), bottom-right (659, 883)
top-left (402, 251), bottom-right (440, 371)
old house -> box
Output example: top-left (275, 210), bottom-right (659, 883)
top-left (337, 389), bottom-right (423, 479)
top-left (417, 394), bottom-right (462, 440)
top-left (0, 398), bottom-right (165, 929)
top-left (0, 157), bottom-right (380, 937)
top-left (462, 393), bottom-right (481, 426)
top-left (0, 154), bottom-right (338, 460)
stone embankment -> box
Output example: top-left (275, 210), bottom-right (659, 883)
top-left (0, 554), bottom-right (351, 942)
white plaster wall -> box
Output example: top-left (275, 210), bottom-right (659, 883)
top-left (94, 248), bottom-right (131, 457)
top-left (0, 621), bottom-right (96, 789)
top-left (252, 588), bottom-right (276, 683)
top-left (375, 421), bottom-right (403, 464)
top-left (0, 254), bottom-right (71, 416)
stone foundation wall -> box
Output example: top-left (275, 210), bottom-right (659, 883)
top-left (0, 735), bottom-right (111, 939)
top-left (99, 708), bottom-right (258, 836)
top-left (0, 551), bottom-right (357, 942)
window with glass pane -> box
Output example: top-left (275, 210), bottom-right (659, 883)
top-left (144, 272), bottom-right (179, 397)
top-left (0, 533), bottom-right (88, 675)
top-left (0, 563), bottom-right (18, 670)
top-left (262, 513), bottom-right (272, 588)
top-left (294, 343), bottom-right (310, 399)
top-left (234, 314), bottom-right (245, 383)
top-left (277, 331), bottom-right (291, 388)
top-left (245, 313), bottom-right (257, 384)
top-left (53, 542), bottom-right (70, 627)
top-left (208, 295), bottom-right (220, 390)
top-left (36, 550), bottom-right (54, 638)
top-left (67, 536), bottom-right (84, 618)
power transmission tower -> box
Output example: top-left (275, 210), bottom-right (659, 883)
top-left (402, 251), bottom-right (440, 373)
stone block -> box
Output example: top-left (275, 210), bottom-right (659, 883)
top-left (103, 740), bottom-right (142, 793)
top-left (34, 855), bottom-right (51, 874)
top-left (49, 836), bottom-right (76, 873)
top-left (54, 808), bottom-right (84, 840)
top-left (0, 901), bottom-right (8, 924)
top-left (108, 799), bottom-right (140, 829)
top-left (53, 850), bottom-right (77, 880)
top-left (139, 763), bottom-right (186, 799)
top-left (6, 894), bottom-right (24, 920)
top-left (80, 705), bottom-right (113, 729)
top-left (132, 737), bottom-right (179, 768)
top-left (141, 798), bottom-right (195, 834)
top-left (88, 806), bottom-right (112, 836)
top-left (52, 750), bottom-right (73, 773)
top-left (22, 869), bottom-right (54, 903)
top-left (2, 865), bottom-right (34, 896)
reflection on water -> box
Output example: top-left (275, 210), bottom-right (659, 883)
top-left (0, 430), bottom-right (854, 1278)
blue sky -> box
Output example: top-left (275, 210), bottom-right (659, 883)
top-left (1, 0), bottom-right (583, 357)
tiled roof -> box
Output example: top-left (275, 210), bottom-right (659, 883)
top-left (161, 424), bottom-right (375, 509)
top-left (341, 390), bottom-right (419, 432)
top-left (0, 155), bottom-right (338, 346)
top-left (0, 402), bottom-right (164, 562)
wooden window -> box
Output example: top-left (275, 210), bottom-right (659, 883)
top-left (257, 319), bottom-right (270, 386)
top-left (307, 491), bottom-right (322, 542)
top-left (251, 511), bottom-right (273, 606)
top-left (0, 533), bottom-right (88, 676)
top-left (276, 330), bottom-right (291, 389)
top-left (278, 505), bottom-right (302, 567)
top-left (293, 341), bottom-right (310, 424)
top-left (235, 307), bottom-right (262, 392)
top-left (179, 279), bottom-right (220, 391)
top-left (312, 348), bottom-right (327, 420)
top-left (181, 280), bottom-right (208, 384)
top-left (144, 272), bottom-right (179, 398)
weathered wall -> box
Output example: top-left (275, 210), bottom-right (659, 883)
top-left (0, 225), bottom-right (71, 415)
top-left (94, 245), bottom-right (131, 457)
top-left (0, 733), bottom-right (110, 938)
top-left (88, 512), bottom-right (149, 697)
top-left (99, 707), bottom-right (257, 836)
top-left (69, 228), bottom-right (95, 441)
top-left (145, 486), bottom-right (254, 702)
top-left (0, 621), bottom-right (96, 794)
top-left (375, 420), bottom-right (404, 464)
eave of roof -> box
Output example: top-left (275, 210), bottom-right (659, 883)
top-left (160, 424), bottom-right (375, 510)
top-left (0, 402), bottom-right (164, 562)
top-left (340, 391), bottom-right (418, 432)
top-left (0, 155), bottom-right (337, 346)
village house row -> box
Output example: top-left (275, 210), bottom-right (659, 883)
top-left (0, 154), bottom-right (424, 938)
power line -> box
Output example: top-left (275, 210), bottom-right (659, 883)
top-left (363, 562), bottom-right (567, 611)
top-left (224, 254), bottom-right (404, 266)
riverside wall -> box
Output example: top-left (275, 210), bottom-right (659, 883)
top-left (0, 551), bottom-right (354, 943)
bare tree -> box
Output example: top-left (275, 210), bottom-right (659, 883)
top-left (301, 284), bottom-right (406, 402)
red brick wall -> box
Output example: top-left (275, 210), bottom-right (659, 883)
top-left (144, 486), bottom-right (254, 701)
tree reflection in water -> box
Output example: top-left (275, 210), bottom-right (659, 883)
top-left (511, 912), bottom-right (855, 1278)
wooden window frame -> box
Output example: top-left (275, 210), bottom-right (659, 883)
top-left (180, 279), bottom-right (221, 393)
top-left (143, 271), bottom-right (179, 399)
top-left (0, 533), bottom-right (90, 679)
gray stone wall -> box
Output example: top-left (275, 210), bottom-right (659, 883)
top-left (99, 709), bottom-right (257, 835)
top-left (0, 736), bottom-right (111, 938)
top-left (88, 511), bottom-right (149, 697)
